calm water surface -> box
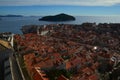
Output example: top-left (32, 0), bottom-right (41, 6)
top-left (0, 16), bottom-right (120, 34)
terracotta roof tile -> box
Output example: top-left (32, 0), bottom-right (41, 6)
top-left (57, 75), bottom-right (69, 80)
top-left (88, 74), bottom-right (99, 80)
top-left (66, 61), bottom-right (72, 70)
top-left (82, 67), bottom-right (93, 75)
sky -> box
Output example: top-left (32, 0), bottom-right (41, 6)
top-left (0, 0), bottom-right (120, 16)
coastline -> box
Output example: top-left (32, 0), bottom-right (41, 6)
top-left (1, 16), bottom-right (120, 34)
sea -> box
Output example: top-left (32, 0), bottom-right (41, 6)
top-left (0, 16), bottom-right (120, 34)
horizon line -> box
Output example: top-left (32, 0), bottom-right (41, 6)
top-left (0, 14), bottom-right (120, 17)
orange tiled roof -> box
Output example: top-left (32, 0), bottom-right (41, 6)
top-left (82, 67), bottom-right (93, 75)
top-left (66, 61), bottom-right (72, 70)
top-left (57, 75), bottom-right (69, 80)
top-left (91, 62), bottom-right (99, 70)
top-left (32, 67), bottom-right (49, 80)
top-left (88, 74), bottom-right (99, 80)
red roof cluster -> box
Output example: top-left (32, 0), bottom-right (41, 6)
top-left (14, 24), bottom-right (120, 80)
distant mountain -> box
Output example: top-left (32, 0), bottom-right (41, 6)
top-left (0, 15), bottom-right (23, 17)
top-left (39, 13), bottom-right (75, 21)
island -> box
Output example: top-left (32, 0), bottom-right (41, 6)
top-left (0, 15), bottom-right (23, 17)
top-left (39, 13), bottom-right (75, 21)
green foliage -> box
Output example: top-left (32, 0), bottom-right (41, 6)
top-left (62, 55), bottom-right (71, 60)
top-left (98, 61), bottom-right (112, 74)
top-left (45, 68), bottom-right (73, 80)
top-left (17, 55), bottom-right (33, 80)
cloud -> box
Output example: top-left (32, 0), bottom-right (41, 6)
top-left (0, 0), bottom-right (120, 6)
